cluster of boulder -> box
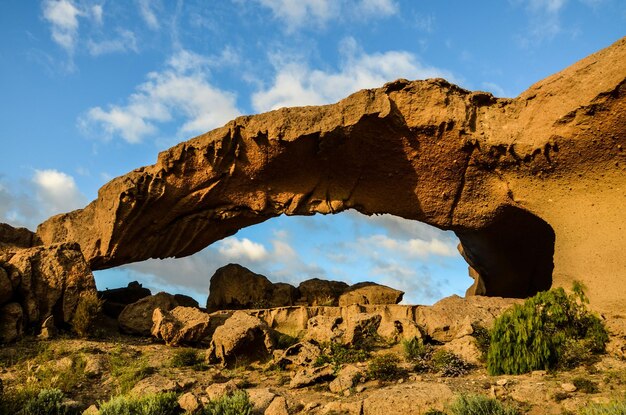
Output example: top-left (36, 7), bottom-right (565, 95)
top-left (0, 224), bottom-right (97, 343)
top-left (206, 263), bottom-right (405, 311)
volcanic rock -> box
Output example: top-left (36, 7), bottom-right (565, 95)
top-left (118, 292), bottom-right (198, 336)
top-left (151, 306), bottom-right (212, 346)
top-left (298, 278), bottom-right (349, 306)
top-left (206, 263), bottom-right (275, 311)
top-left (99, 281), bottom-right (151, 318)
top-left (339, 282), bottom-right (404, 306)
top-left (207, 311), bottom-right (275, 366)
top-left (35, 38), bottom-right (626, 312)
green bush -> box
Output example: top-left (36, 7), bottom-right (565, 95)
top-left (572, 377), bottom-right (599, 394)
top-left (99, 392), bottom-right (179, 415)
top-left (170, 348), bottom-right (203, 368)
top-left (402, 336), bottom-right (432, 362)
top-left (314, 342), bottom-right (370, 370)
top-left (471, 323), bottom-right (491, 362)
top-left (274, 332), bottom-right (299, 350)
top-left (366, 353), bottom-right (405, 381)
top-left (20, 388), bottom-right (75, 415)
top-left (487, 283), bottom-right (608, 375)
top-left (431, 350), bottom-right (471, 378)
top-left (71, 291), bottom-right (103, 338)
top-left (201, 390), bottom-right (253, 415)
top-left (448, 394), bottom-right (520, 415)
top-left (579, 399), bottom-right (626, 415)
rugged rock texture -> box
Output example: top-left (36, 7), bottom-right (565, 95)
top-left (338, 282), bottom-right (404, 306)
top-left (118, 292), bottom-right (199, 336)
top-left (99, 281), bottom-right (151, 318)
top-left (35, 38), bottom-right (626, 311)
top-left (151, 306), bottom-right (212, 346)
top-left (298, 278), bottom-right (349, 306)
top-left (206, 263), bottom-right (276, 311)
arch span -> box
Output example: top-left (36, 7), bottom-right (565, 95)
top-left (36, 37), bottom-right (626, 304)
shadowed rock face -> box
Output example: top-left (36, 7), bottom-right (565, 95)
top-left (35, 37), bottom-right (626, 311)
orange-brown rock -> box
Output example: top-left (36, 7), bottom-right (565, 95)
top-left (35, 38), bottom-right (626, 311)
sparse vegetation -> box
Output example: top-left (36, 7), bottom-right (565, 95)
top-left (99, 392), bottom-right (179, 415)
top-left (20, 388), bottom-right (76, 415)
top-left (572, 377), bottom-right (599, 394)
top-left (402, 336), bottom-right (432, 362)
top-left (314, 342), bottom-right (370, 370)
top-left (448, 394), bottom-right (520, 415)
top-left (578, 399), bottom-right (626, 415)
top-left (274, 332), bottom-right (299, 350)
top-left (170, 348), bottom-right (206, 370)
top-left (487, 283), bottom-right (608, 375)
top-left (431, 350), bottom-right (472, 377)
top-left (471, 323), bottom-right (491, 362)
top-left (108, 347), bottom-right (155, 394)
top-left (201, 390), bottom-right (253, 415)
top-left (71, 291), bottom-right (103, 338)
top-left (367, 353), bottom-right (405, 381)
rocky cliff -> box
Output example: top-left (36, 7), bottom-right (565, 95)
top-left (35, 37), bottom-right (626, 312)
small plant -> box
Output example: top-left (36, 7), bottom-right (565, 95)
top-left (171, 348), bottom-right (203, 368)
top-left (314, 342), bottom-right (370, 370)
top-left (21, 388), bottom-right (74, 415)
top-left (366, 353), bottom-right (405, 381)
top-left (448, 394), bottom-right (520, 415)
top-left (431, 350), bottom-right (471, 377)
top-left (108, 348), bottom-right (155, 394)
top-left (274, 332), bottom-right (299, 350)
top-left (572, 377), bottom-right (599, 394)
top-left (201, 390), bottom-right (253, 415)
top-left (579, 398), bottom-right (626, 415)
top-left (552, 391), bottom-right (571, 402)
top-left (402, 336), bottom-right (432, 362)
top-left (99, 392), bottom-right (179, 415)
top-left (487, 283), bottom-right (608, 375)
top-left (471, 323), bottom-right (491, 362)
top-left (71, 291), bottom-right (103, 338)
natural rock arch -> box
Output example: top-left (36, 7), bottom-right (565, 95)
top-left (36, 37), bottom-right (626, 310)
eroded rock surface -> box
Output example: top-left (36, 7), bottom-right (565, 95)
top-left (34, 38), bottom-right (626, 311)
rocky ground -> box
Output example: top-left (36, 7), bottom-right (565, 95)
top-left (1, 293), bottom-right (625, 415)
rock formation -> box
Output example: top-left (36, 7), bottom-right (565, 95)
top-left (29, 37), bottom-right (626, 312)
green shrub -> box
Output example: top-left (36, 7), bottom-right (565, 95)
top-left (170, 348), bottom-right (203, 368)
top-left (366, 353), bottom-right (405, 381)
top-left (471, 323), bottom-right (491, 362)
top-left (487, 283), bottom-right (608, 375)
top-left (71, 291), bottom-right (103, 338)
top-left (402, 336), bottom-right (432, 362)
top-left (314, 343), bottom-right (370, 370)
top-left (20, 388), bottom-right (75, 415)
top-left (448, 394), bottom-right (520, 415)
top-left (108, 348), bottom-right (155, 394)
top-left (99, 392), bottom-right (179, 415)
top-left (431, 350), bottom-right (471, 377)
top-left (579, 399), bottom-right (626, 415)
top-left (274, 332), bottom-right (299, 350)
top-left (572, 377), bottom-right (599, 394)
top-left (201, 390), bottom-right (253, 415)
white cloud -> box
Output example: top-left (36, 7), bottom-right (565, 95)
top-left (360, 234), bottom-right (457, 258)
top-left (218, 238), bottom-right (269, 262)
top-left (42, 0), bottom-right (82, 53)
top-left (252, 38), bottom-right (453, 112)
top-left (254, 0), bottom-right (397, 32)
top-left (137, 0), bottom-right (159, 29)
top-left (87, 29), bottom-right (138, 56)
top-left (0, 170), bottom-right (87, 229)
top-left (79, 49), bottom-right (241, 143)
top-left (33, 169), bottom-right (87, 216)
top-left (91, 4), bottom-right (103, 25)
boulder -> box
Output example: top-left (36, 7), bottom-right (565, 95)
top-left (151, 306), bottom-right (212, 346)
top-left (0, 223), bottom-right (39, 250)
top-left (289, 365), bottom-right (335, 389)
top-left (207, 311), bottom-right (275, 366)
top-left (118, 292), bottom-right (197, 336)
top-left (4, 242), bottom-right (96, 327)
top-left (329, 364), bottom-right (363, 393)
top-left (339, 282), bottom-right (404, 306)
top-left (0, 267), bottom-right (12, 305)
top-left (377, 317), bottom-right (423, 343)
top-left (362, 382), bottom-right (454, 414)
top-left (247, 388), bottom-right (276, 413)
top-left (416, 295), bottom-right (520, 342)
top-left (265, 396), bottom-right (289, 415)
top-left (275, 341), bottom-right (322, 368)
top-left (0, 302), bottom-right (23, 343)
top-left (99, 281), bottom-right (151, 318)
top-left (269, 282), bottom-right (299, 307)
top-left (206, 264), bottom-right (275, 311)
top-left (178, 392), bottom-right (200, 413)
top-left (205, 379), bottom-right (238, 400)
top-left (298, 278), bottom-right (349, 306)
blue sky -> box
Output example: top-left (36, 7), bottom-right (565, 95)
top-left (0, 0), bottom-right (624, 305)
